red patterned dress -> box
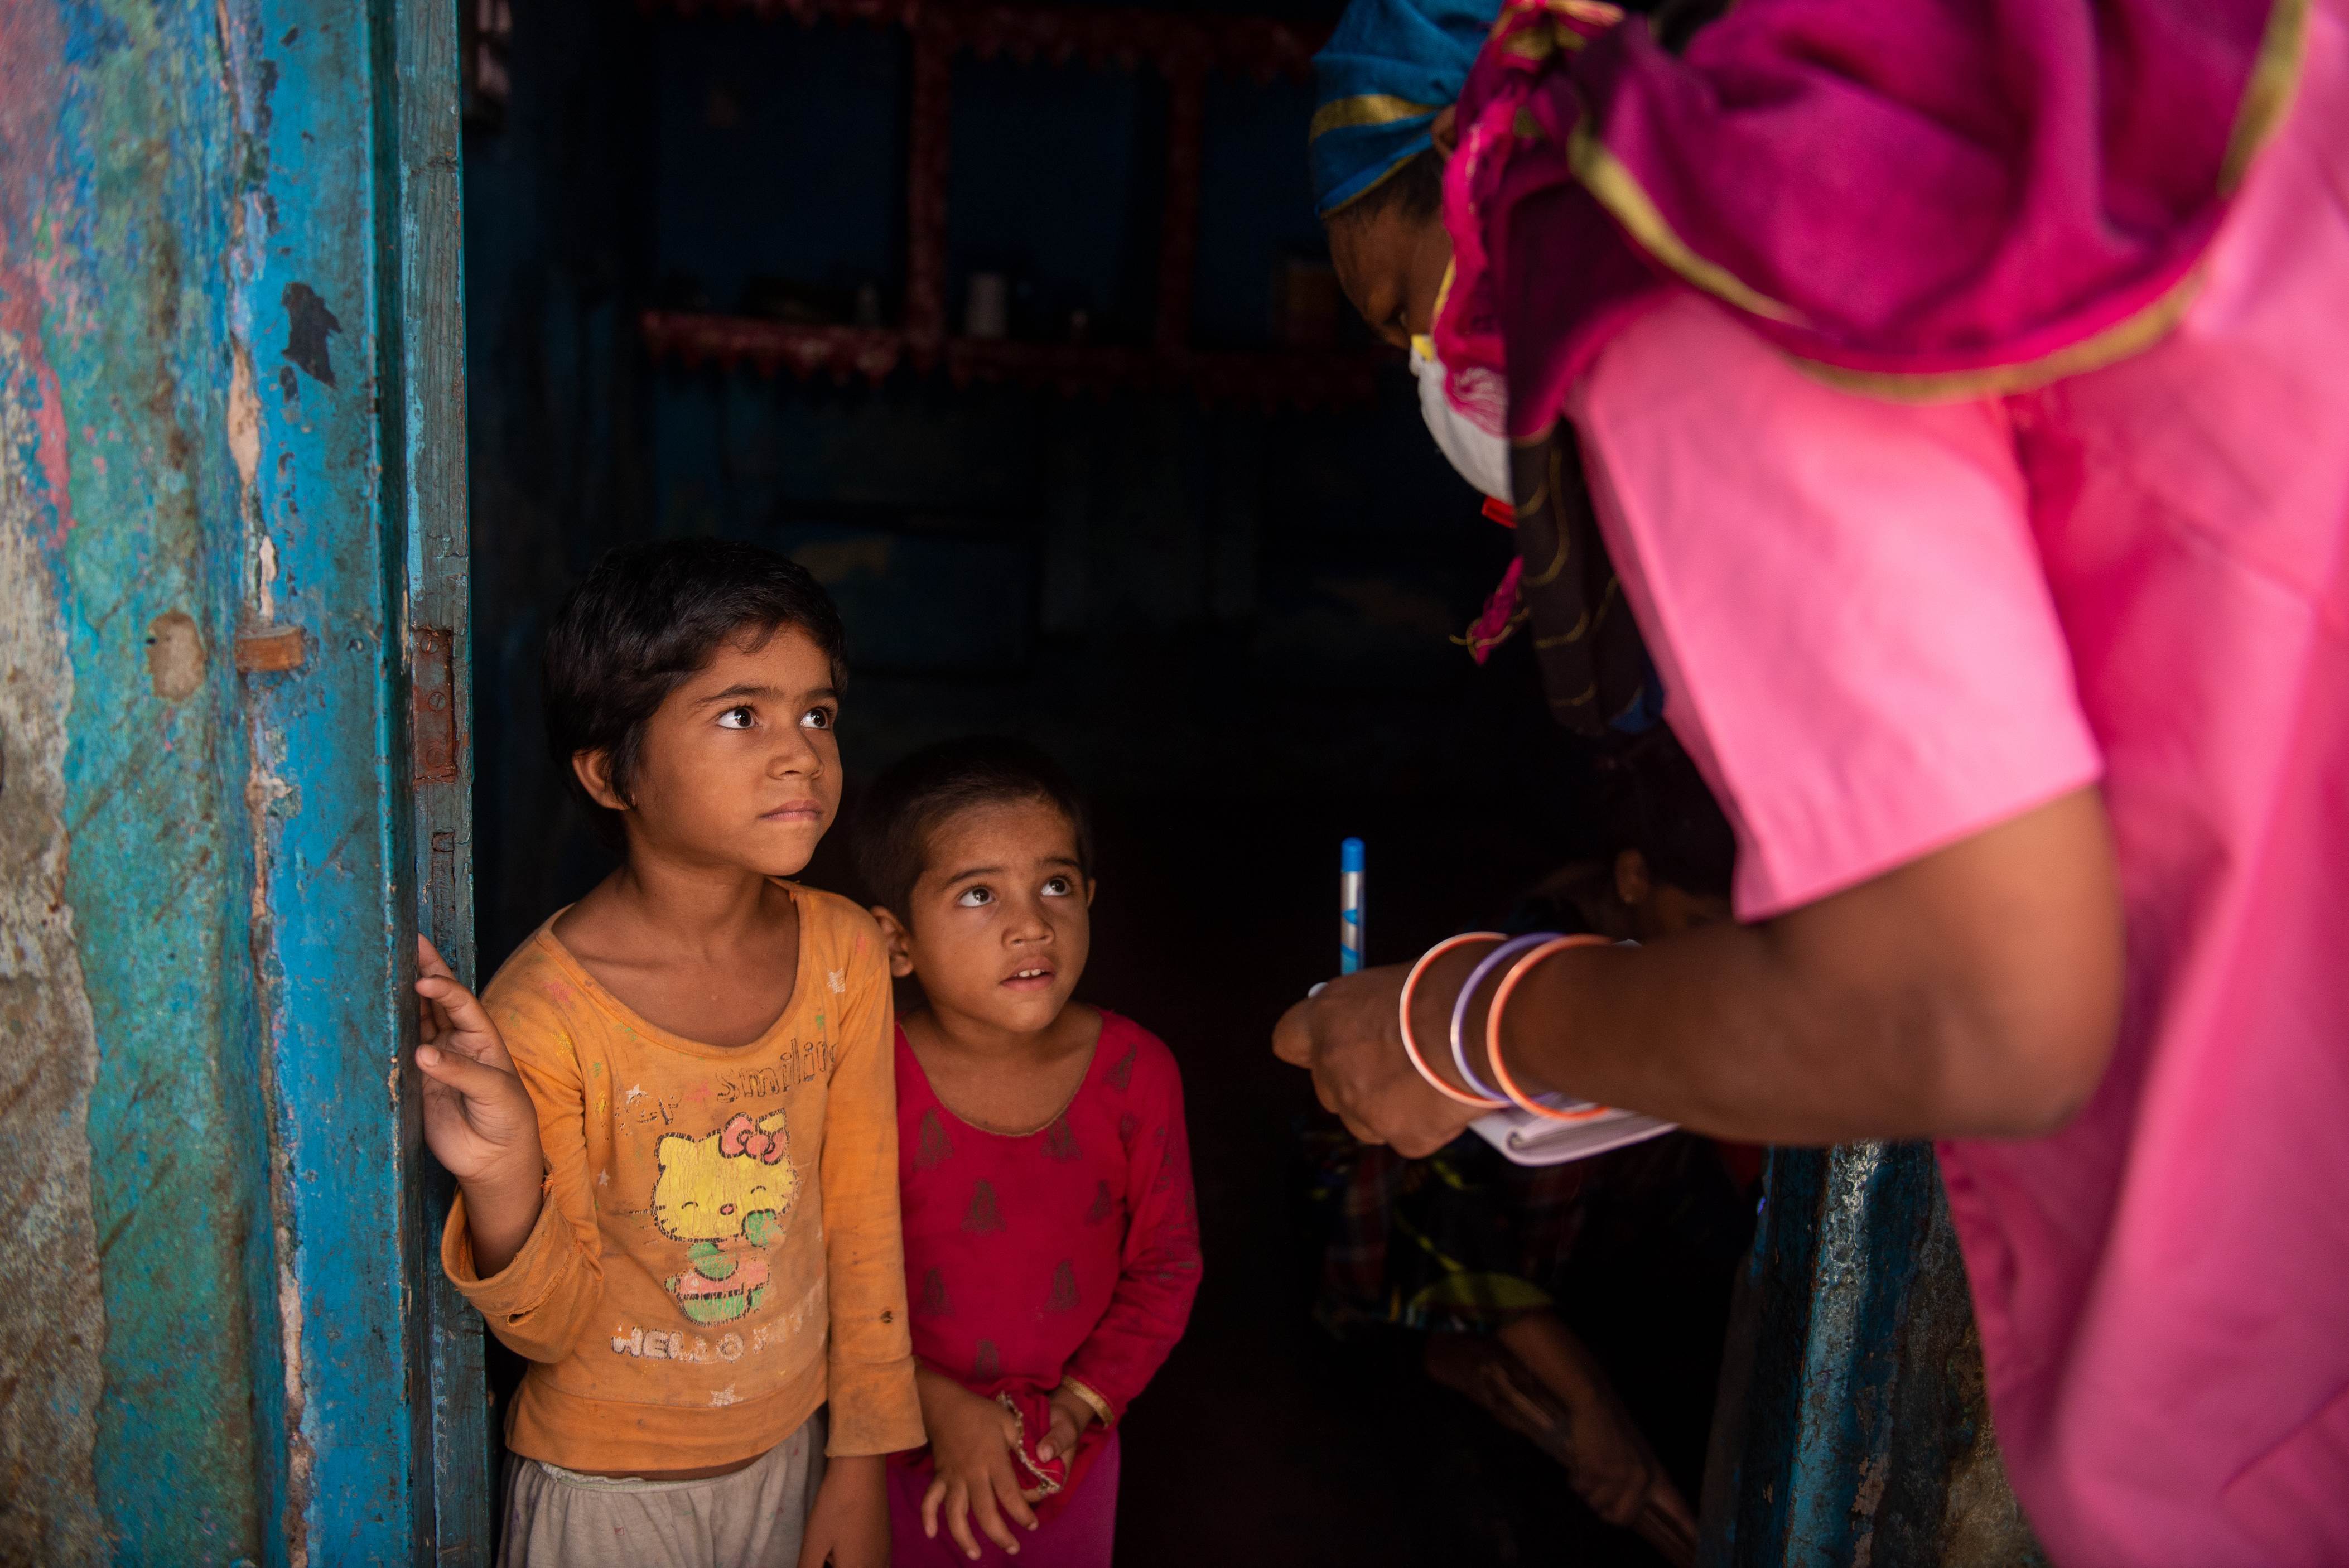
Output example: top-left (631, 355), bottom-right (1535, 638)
top-left (888, 1010), bottom-right (1201, 1565)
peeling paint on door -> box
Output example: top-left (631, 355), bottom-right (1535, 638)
top-left (2, 1), bottom-right (478, 1561)
top-left (0, 303), bottom-right (110, 1568)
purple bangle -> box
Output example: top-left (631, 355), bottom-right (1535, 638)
top-left (1451, 933), bottom-right (1561, 1103)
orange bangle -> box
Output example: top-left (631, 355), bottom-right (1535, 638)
top-left (1484, 934), bottom-right (1613, 1123)
top-left (1400, 933), bottom-right (1508, 1109)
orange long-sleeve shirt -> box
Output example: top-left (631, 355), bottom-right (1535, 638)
top-left (441, 885), bottom-right (923, 1472)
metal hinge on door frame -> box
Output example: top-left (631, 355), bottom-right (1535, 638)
top-left (411, 626), bottom-right (459, 784)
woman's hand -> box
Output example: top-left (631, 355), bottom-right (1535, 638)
top-left (798, 1453), bottom-right (887, 1568)
top-left (414, 935), bottom-right (543, 1272)
top-left (1272, 955), bottom-right (1491, 1157)
top-left (915, 1366), bottom-right (1038, 1559)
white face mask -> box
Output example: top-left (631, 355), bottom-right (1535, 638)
top-left (1410, 338), bottom-right (1513, 503)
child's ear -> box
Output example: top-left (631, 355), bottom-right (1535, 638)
top-left (1083, 877), bottom-right (1097, 909)
top-left (869, 906), bottom-right (917, 980)
top-left (1431, 103), bottom-right (1459, 161)
top-left (572, 749), bottom-right (627, 813)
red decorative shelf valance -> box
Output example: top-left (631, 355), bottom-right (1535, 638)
top-left (641, 312), bottom-right (1388, 409)
top-left (637, 0), bottom-right (1326, 81)
top-left (638, 0), bottom-right (1378, 406)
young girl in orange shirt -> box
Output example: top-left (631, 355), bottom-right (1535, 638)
top-left (413, 541), bottom-right (921, 1567)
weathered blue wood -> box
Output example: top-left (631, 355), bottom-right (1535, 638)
top-left (224, 1), bottom-right (432, 1557)
top-left (385, 0), bottom-right (492, 1555)
top-left (5, 2), bottom-right (472, 1561)
top-left (1697, 1144), bottom-right (2047, 1567)
top-left (2, 4), bottom-right (285, 1561)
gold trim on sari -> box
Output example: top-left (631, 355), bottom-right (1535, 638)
top-left (1565, 115), bottom-right (1805, 326)
top-left (1431, 254), bottom-right (1459, 328)
top-left (2224, 0), bottom-right (2310, 191)
top-left (1792, 265), bottom-right (2208, 403)
top-left (1554, 0), bottom-right (2308, 398)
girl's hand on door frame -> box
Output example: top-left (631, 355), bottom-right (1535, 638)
top-left (415, 934), bottom-right (544, 1272)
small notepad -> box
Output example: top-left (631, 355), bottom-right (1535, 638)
top-left (1470, 1104), bottom-right (1677, 1166)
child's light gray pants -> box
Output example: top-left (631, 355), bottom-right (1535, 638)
top-left (499, 1412), bottom-right (826, 1568)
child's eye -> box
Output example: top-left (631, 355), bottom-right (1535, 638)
top-left (955, 886), bottom-right (994, 908)
top-left (800, 707), bottom-right (833, 731)
top-left (717, 706), bottom-right (755, 730)
top-left (1041, 876), bottom-right (1073, 897)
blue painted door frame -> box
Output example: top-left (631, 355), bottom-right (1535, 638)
top-left (1, 1), bottom-right (483, 1561)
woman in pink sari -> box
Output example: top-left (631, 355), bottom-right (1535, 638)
top-left (1279, 1), bottom-right (2349, 1561)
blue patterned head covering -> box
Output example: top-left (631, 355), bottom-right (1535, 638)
top-left (1309, 0), bottom-right (1503, 216)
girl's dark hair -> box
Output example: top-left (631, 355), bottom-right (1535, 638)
top-left (855, 736), bottom-right (1093, 923)
top-left (542, 538), bottom-right (848, 842)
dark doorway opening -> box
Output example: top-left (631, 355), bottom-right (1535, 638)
top-left (461, 2), bottom-right (1747, 1560)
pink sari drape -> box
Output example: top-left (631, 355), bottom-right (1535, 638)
top-left (1434, 0), bottom-right (2304, 437)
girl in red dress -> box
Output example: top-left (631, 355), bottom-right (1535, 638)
top-left (859, 737), bottom-right (1200, 1566)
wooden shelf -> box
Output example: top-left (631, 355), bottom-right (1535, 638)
top-left (640, 1), bottom-right (1353, 405)
top-left (641, 312), bottom-right (1389, 408)
top-left (638, 0), bottom-right (1327, 81)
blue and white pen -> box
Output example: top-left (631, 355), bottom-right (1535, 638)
top-left (1339, 837), bottom-right (1366, 975)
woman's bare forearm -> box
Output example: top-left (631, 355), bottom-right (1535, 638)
top-left (1464, 789), bottom-right (2125, 1144)
top-left (1465, 924), bottom-right (1957, 1142)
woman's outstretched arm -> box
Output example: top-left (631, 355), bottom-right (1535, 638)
top-left (1274, 785), bottom-right (2124, 1152)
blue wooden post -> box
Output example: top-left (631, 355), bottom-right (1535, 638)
top-left (390, 0), bottom-right (495, 1549)
top-left (1697, 1145), bottom-right (2047, 1567)
top-left (0, 2), bottom-right (479, 1561)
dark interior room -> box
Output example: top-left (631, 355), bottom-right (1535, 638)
top-left (462, 2), bottom-right (1745, 1561)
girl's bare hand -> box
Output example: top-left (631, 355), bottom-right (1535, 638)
top-left (415, 935), bottom-right (541, 1190)
top-left (916, 1368), bottom-right (1037, 1559)
top-left (1032, 1386), bottom-right (1094, 1466)
top-left (796, 1454), bottom-right (887, 1568)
